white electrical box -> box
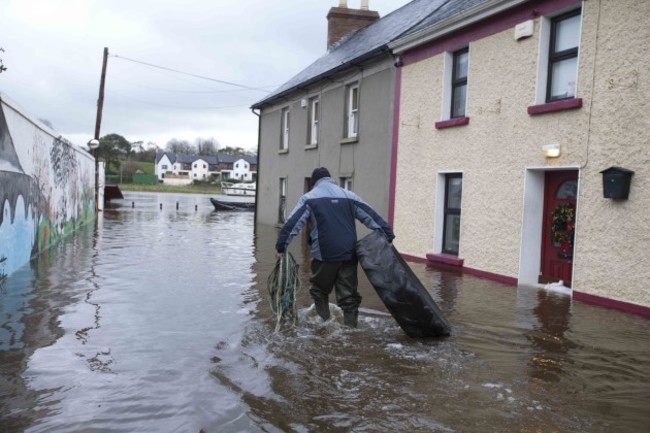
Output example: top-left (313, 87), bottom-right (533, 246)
top-left (515, 20), bottom-right (534, 40)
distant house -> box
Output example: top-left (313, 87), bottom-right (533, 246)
top-left (216, 154), bottom-right (258, 182)
top-left (154, 152), bottom-right (257, 185)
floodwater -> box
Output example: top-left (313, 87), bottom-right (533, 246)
top-left (1, 191), bottom-right (649, 433)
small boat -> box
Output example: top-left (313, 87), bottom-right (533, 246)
top-left (221, 181), bottom-right (256, 196)
top-left (210, 198), bottom-right (255, 211)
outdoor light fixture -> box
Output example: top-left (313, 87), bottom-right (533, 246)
top-left (542, 143), bottom-right (561, 158)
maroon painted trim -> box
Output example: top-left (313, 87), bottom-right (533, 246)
top-left (527, 98), bottom-right (583, 115)
top-left (435, 116), bottom-right (470, 129)
top-left (402, 0), bottom-right (581, 67)
top-left (573, 290), bottom-right (650, 319)
top-left (401, 253), bottom-right (428, 264)
top-left (463, 266), bottom-right (518, 286)
top-left (388, 66), bottom-right (401, 226)
top-left (426, 252), bottom-right (464, 267)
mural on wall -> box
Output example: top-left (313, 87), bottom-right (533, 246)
top-left (0, 94), bottom-right (95, 278)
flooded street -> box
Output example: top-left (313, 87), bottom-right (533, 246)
top-left (1, 191), bottom-right (650, 432)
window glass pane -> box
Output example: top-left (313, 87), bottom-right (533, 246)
top-left (555, 15), bottom-right (580, 52)
top-left (556, 180), bottom-right (577, 199)
top-left (550, 57), bottom-right (577, 100)
top-left (443, 214), bottom-right (461, 254)
top-left (451, 84), bottom-right (467, 118)
top-left (446, 177), bottom-right (462, 209)
top-left (351, 87), bottom-right (359, 110)
top-left (454, 51), bottom-right (468, 80)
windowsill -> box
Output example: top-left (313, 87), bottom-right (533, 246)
top-left (340, 136), bottom-right (358, 145)
top-left (426, 252), bottom-right (464, 267)
top-left (304, 144), bottom-right (318, 150)
top-left (435, 117), bottom-right (470, 129)
top-left (528, 98), bottom-right (583, 115)
top-left (278, 148), bottom-right (289, 154)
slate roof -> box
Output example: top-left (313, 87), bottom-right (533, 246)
top-left (252, 0), bottom-right (490, 109)
top-left (402, 0), bottom-right (486, 35)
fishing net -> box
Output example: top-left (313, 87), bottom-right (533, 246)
top-left (267, 252), bottom-right (300, 332)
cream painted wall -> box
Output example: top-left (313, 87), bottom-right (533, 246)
top-left (394, 0), bottom-right (650, 307)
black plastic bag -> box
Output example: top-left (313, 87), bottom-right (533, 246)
top-left (356, 230), bottom-right (451, 338)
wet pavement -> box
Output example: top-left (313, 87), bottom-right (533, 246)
top-left (1, 191), bottom-right (649, 432)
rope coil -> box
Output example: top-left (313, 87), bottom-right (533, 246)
top-left (267, 252), bottom-right (300, 332)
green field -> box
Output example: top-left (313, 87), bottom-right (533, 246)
top-left (118, 183), bottom-right (223, 195)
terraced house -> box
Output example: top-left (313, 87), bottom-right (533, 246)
top-left (254, 0), bottom-right (650, 317)
top-left (389, 0), bottom-right (650, 315)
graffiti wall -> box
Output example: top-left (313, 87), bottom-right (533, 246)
top-left (0, 93), bottom-right (95, 279)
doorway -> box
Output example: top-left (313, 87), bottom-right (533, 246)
top-left (539, 170), bottom-right (578, 287)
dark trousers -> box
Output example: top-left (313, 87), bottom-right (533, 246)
top-left (309, 259), bottom-right (361, 321)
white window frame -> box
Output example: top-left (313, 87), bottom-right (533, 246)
top-left (281, 107), bottom-right (290, 151)
top-left (534, 6), bottom-right (582, 104)
top-left (309, 97), bottom-right (319, 145)
top-left (279, 177), bottom-right (287, 223)
top-left (346, 83), bottom-right (359, 138)
top-left (340, 177), bottom-right (353, 191)
top-left (434, 172), bottom-right (463, 255)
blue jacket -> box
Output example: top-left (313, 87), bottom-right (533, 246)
top-left (276, 177), bottom-right (395, 261)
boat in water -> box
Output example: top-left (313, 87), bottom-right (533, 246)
top-left (210, 198), bottom-right (255, 211)
top-left (221, 181), bottom-right (256, 196)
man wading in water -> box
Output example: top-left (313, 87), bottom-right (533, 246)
top-left (275, 167), bottom-right (394, 327)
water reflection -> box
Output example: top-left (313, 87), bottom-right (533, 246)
top-left (0, 192), bottom-right (649, 432)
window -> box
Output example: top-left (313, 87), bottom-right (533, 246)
top-left (346, 83), bottom-right (359, 138)
top-left (340, 177), bottom-right (353, 191)
top-left (450, 48), bottom-right (469, 118)
top-left (442, 174), bottom-right (462, 255)
top-left (162, 164), bottom-right (168, 170)
top-left (547, 9), bottom-right (581, 102)
top-left (281, 107), bottom-right (290, 151)
top-left (309, 97), bottom-right (319, 145)
top-left (279, 178), bottom-right (287, 223)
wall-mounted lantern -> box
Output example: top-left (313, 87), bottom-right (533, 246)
top-left (600, 166), bottom-right (634, 199)
top-left (542, 143), bottom-right (560, 158)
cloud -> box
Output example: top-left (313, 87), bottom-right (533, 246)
top-left (0, 0), bottom-right (410, 150)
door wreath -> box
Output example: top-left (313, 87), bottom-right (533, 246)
top-left (551, 202), bottom-right (575, 252)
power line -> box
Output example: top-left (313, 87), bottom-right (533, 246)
top-left (111, 54), bottom-right (272, 93)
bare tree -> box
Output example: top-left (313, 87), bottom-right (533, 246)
top-left (0, 47), bottom-right (6, 74)
top-left (166, 138), bottom-right (195, 155)
top-left (196, 137), bottom-right (218, 156)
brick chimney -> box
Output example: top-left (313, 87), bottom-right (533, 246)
top-left (327, 0), bottom-right (380, 49)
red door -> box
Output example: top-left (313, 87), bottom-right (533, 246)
top-left (540, 171), bottom-right (578, 287)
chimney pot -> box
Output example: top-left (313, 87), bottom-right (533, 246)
top-left (327, 2), bottom-right (380, 49)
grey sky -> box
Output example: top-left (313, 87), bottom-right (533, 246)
top-left (0, 0), bottom-right (410, 151)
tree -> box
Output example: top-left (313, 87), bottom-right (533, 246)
top-left (196, 137), bottom-right (218, 156)
top-left (0, 48), bottom-right (6, 74)
top-left (99, 133), bottom-right (131, 174)
top-left (166, 138), bottom-right (194, 155)
top-left (219, 146), bottom-right (256, 157)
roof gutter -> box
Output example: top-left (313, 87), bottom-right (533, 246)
top-left (389, 0), bottom-right (530, 55)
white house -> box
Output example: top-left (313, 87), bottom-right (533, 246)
top-left (155, 152), bottom-right (257, 184)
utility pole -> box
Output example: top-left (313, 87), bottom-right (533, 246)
top-left (95, 47), bottom-right (108, 140)
top-left (92, 47), bottom-right (109, 213)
